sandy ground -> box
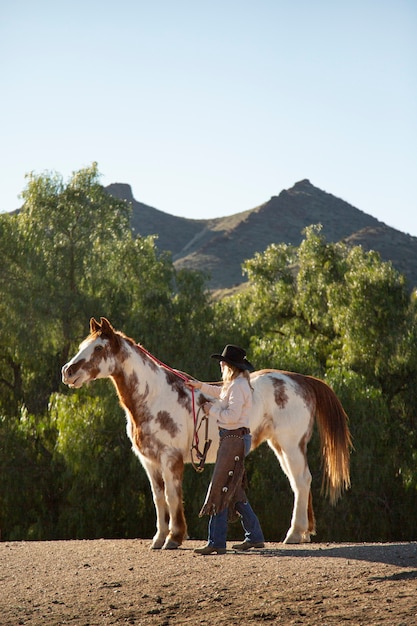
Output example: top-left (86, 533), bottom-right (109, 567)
top-left (1, 539), bottom-right (416, 625)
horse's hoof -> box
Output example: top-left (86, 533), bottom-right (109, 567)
top-left (283, 530), bottom-right (303, 544)
top-left (150, 538), bottom-right (165, 550)
top-left (162, 539), bottom-right (180, 550)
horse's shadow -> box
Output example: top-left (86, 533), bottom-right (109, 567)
top-left (239, 542), bottom-right (417, 572)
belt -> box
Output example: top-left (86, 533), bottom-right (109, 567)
top-left (219, 427), bottom-right (250, 436)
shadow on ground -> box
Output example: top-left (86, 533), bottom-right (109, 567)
top-left (248, 542), bottom-right (417, 569)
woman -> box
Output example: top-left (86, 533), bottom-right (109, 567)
top-left (188, 344), bottom-right (265, 555)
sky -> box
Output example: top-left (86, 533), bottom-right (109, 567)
top-left (1, 0), bottom-right (416, 235)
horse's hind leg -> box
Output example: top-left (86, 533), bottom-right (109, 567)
top-left (307, 489), bottom-right (316, 538)
top-left (268, 438), bottom-right (313, 544)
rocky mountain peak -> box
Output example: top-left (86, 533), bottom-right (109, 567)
top-left (105, 181), bottom-right (417, 291)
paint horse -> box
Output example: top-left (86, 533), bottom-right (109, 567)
top-left (61, 317), bottom-right (352, 549)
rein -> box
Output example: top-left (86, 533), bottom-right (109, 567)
top-left (136, 343), bottom-right (211, 472)
top-left (190, 408), bottom-right (212, 473)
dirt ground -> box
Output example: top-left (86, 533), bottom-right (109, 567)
top-left (1, 539), bottom-right (416, 626)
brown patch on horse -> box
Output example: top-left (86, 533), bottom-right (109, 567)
top-left (168, 453), bottom-right (184, 478)
top-left (139, 429), bottom-right (166, 461)
top-left (113, 371), bottom-right (148, 421)
top-left (91, 318), bottom-right (143, 368)
top-left (251, 426), bottom-right (265, 449)
top-left (156, 410), bottom-right (180, 438)
top-left (135, 344), bottom-right (159, 372)
top-left (164, 369), bottom-right (192, 412)
top-left (272, 378), bottom-right (289, 408)
top-left (85, 321), bottom-right (134, 372)
top-left (282, 372), bottom-right (317, 410)
top-left (269, 436), bottom-right (283, 454)
top-left (197, 393), bottom-right (212, 406)
top-left (114, 374), bottom-right (164, 460)
top-left (251, 419), bottom-right (277, 449)
top-left (117, 340), bottom-right (132, 363)
top-left (298, 413), bottom-right (314, 456)
top-left (82, 354), bottom-right (104, 380)
top-left (66, 357), bottom-right (86, 377)
top-left (154, 470), bottom-right (165, 493)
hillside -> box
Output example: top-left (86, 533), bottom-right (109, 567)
top-left (107, 179), bottom-right (417, 290)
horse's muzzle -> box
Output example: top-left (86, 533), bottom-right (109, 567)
top-left (61, 362), bottom-right (84, 387)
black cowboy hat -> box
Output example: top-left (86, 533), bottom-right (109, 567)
top-left (211, 344), bottom-right (255, 372)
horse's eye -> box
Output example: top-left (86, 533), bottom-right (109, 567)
top-left (94, 345), bottom-right (104, 353)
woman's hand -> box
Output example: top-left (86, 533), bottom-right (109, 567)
top-left (202, 402), bottom-right (213, 415)
top-left (186, 381), bottom-right (213, 414)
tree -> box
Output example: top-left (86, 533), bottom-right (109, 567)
top-left (214, 225), bottom-right (417, 540)
top-left (18, 162), bottom-right (132, 359)
top-left (0, 163), bottom-right (133, 414)
top-left (49, 389), bottom-right (155, 540)
top-left (0, 163), bottom-right (218, 540)
top-left (2, 174), bottom-right (417, 542)
top-left (0, 406), bottom-right (60, 540)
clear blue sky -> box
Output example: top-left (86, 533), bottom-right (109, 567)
top-left (1, 0), bottom-right (416, 235)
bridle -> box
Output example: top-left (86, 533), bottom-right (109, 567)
top-left (136, 343), bottom-right (212, 472)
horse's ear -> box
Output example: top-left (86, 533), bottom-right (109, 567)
top-left (90, 317), bottom-right (101, 333)
top-left (100, 317), bottom-right (114, 334)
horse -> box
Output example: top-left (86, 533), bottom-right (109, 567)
top-left (61, 317), bottom-right (352, 549)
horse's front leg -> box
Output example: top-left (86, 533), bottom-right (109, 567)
top-left (160, 452), bottom-right (187, 550)
top-left (141, 459), bottom-right (170, 549)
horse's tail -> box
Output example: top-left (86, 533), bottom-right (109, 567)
top-left (302, 375), bottom-right (352, 504)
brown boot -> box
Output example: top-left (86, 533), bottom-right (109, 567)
top-left (232, 541), bottom-right (264, 551)
top-left (194, 544), bottom-right (226, 555)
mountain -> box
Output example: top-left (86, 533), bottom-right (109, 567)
top-left (106, 180), bottom-right (417, 291)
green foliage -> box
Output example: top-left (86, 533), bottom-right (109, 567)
top-left (1, 165), bottom-right (416, 543)
top-left (50, 387), bottom-right (154, 539)
top-left (0, 164), bottom-right (217, 541)
top-left (0, 163), bottom-right (133, 415)
top-left (214, 224), bottom-right (417, 540)
top-left (332, 246), bottom-right (410, 387)
top-left (0, 408), bottom-right (61, 540)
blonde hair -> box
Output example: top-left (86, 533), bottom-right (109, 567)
top-left (221, 363), bottom-right (253, 391)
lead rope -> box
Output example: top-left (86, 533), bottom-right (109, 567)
top-left (136, 344), bottom-right (211, 471)
top-left (190, 407), bottom-right (212, 473)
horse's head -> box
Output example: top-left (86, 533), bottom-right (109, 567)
top-left (61, 317), bottom-right (121, 388)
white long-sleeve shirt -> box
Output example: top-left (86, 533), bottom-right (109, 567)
top-left (200, 375), bottom-right (252, 430)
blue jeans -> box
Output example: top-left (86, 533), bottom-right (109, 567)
top-left (207, 433), bottom-right (264, 548)
top-left (243, 433), bottom-right (251, 456)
